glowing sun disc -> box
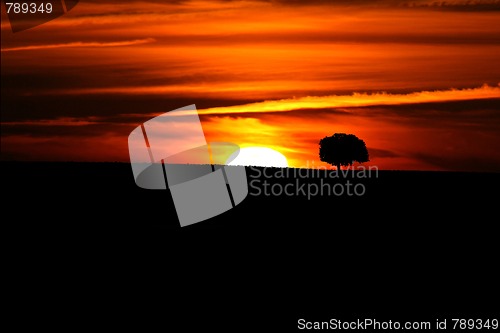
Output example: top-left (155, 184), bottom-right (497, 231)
top-left (227, 147), bottom-right (288, 168)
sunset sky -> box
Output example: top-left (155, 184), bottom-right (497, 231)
top-left (1, 0), bottom-right (500, 171)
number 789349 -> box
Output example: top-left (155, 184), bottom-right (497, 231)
top-left (5, 2), bottom-right (53, 14)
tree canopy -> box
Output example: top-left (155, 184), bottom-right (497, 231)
top-left (319, 133), bottom-right (369, 170)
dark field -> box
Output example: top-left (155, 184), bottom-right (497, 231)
top-left (4, 162), bottom-right (499, 329)
top-left (4, 162), bottom-right (498, 229)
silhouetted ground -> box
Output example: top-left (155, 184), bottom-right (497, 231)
top-left (3, 162), bottom-right (499, 330)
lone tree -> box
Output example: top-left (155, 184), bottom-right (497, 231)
top-left (319, 133), bottom-right (369, 170)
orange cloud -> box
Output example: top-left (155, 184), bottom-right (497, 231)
top-left (197, 84), bottom-right (500, 115)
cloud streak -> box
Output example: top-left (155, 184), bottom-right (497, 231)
top-left (196, 84), bottom-right (500, 115)
top-left (1, 38), bottom-right (155, 52)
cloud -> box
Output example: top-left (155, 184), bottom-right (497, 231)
top-left (2, 90), bottom-right (500, 171)
top-left (114, 0), bottom-right (500, 11)
top-left (1, 38), bottom-right (155, 52)
top-left (3, 0), bottom-right (500, 105)
top-left (78, 0), bottom-right (500, 8)
top-left (195, 84), bottom-right (500, 115)
top-left (256, 0), bottom-right (500, 11)
top-left (369, 148), bottom-right (401, 158)
top-left (1, 117), bottom-right (100, 127)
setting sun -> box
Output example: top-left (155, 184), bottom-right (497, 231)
top-left (227, 147), bottom-right (288, 168)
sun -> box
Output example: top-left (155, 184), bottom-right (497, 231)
top-left (226, 147), bottom-right (288, 168)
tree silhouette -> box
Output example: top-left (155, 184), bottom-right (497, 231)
top-left (319, 133), bottom-right (369, 170)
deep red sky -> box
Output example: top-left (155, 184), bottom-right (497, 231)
top-left (1, 0), bottom-right (500, 171)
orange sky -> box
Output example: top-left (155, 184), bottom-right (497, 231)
top-left (1, 0), bottom-right (500, 171)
